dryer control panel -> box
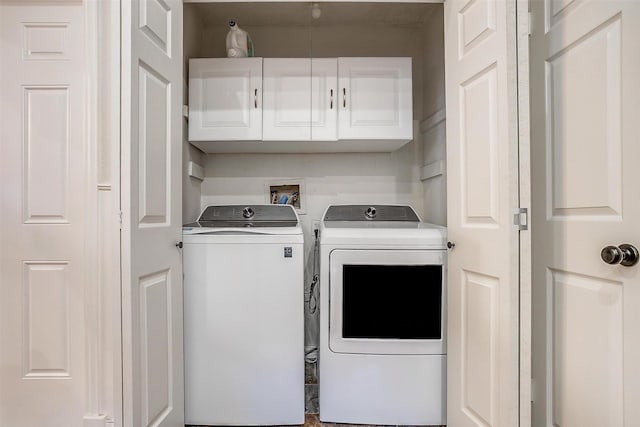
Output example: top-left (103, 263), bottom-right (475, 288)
top-left (323, 205), bottom-right (419, 222)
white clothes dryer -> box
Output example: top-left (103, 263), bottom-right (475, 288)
top-left (319, 205), bottom-right (447, 426)
top-left (183, 205), bottom-right (304, 426)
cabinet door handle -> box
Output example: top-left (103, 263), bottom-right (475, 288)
top-left (254, 88), bottom-right (258, 109)
top-left (343, 88), bottom-right (346, 108)
top-left (330, 89), bottom-right (333, 109)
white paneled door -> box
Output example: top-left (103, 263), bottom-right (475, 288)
top-left (445, 0), bottom-right (520, 426)
top-left (0, 4), bottom-right (87, 427)
top-left (531, 1), bottom-right (640, 426)
top-left (121, 0), bottom-right (184, 425)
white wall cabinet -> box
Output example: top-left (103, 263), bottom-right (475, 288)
top-left (189, 57), bottom-right (412, 152)
top-left (338, 57), bottom-right (413, 141)
top-left (189, 57), bottom-right (263, 142)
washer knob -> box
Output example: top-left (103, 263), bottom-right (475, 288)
top-left (365, 206), bottom-right (377, 219)
top-left (242, 207), bottom-right (255, 219)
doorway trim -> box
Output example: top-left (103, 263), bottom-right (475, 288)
top-left (86, 0), bottom-right (123, 425)
top-left (515, 0), bottom-right (532, 425)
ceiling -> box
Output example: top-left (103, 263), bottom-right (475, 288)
top-left (190, 2), bottom-right (440, 27)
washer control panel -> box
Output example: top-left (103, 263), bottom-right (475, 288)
top-left (187, 205), bottom-right (298, 228)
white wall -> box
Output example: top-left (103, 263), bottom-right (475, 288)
top-left (421, 5), bottom-right (446, 118)
top-left (183, 6), bottom-right (206, 223)
top-left (420, 6), bottom-right (446, 226)
top-left (200, 137), bottom-right (424, 230)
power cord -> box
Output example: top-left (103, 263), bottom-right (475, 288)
top-left (307, 228), bottom-right (320, 314)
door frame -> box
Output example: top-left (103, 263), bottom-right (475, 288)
top-left (514, 0), bottom-right (532, 425)
top-left (85, 0), bottom-right (124, 425)
top-left (94, 1), bottom-right (533, 426)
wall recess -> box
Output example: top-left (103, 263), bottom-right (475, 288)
top-left (265, 179), bottom-right (305, 214)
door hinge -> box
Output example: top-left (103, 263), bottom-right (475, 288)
top-left (513, 207), bottom-right (528, 231)
top-left (118, 211), bottom-right (123, 229)
top-left (528, 12), bottom-right (533, 36)
top-left (182, 105), bottom-right (189, 119)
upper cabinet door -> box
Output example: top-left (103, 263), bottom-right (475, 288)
top-left (189, 57), bottom-right (262, 141)
top-left (338, 57), bottom-right (413, 141)
top-left (263, 58), bottom-right (312, 141)
top-left (311, 58), bottom-right (338, 141)
top-left (263, 58), bottom-right (338, 142)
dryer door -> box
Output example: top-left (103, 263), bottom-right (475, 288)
top-left (329, 249), bottom-right (446, 355)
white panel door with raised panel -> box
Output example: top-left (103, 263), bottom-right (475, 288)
top-left (531, 1), bottom-right (640, 426)
top-left (121, 0), bottom-right (184, 425)
top-left (189, 57), bottom-right (262, 142)
top-left (338, 57), bottom-right (412, 141)
top-left (445, 0), bottom-right (520, 426)
top-left (0, 4), bottom-right (87, 426)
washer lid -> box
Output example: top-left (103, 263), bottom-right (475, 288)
top-left (323, 205), bottom-right (420, 223)
top-left (186, 204), bottom-right (298, 228)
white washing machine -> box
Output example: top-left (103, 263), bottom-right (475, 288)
top-left (319, 205), bottom-right (447, 425)
top-left (183, 205), bottom-right (304, 426)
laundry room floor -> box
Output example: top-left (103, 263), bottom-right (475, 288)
top-left (303, 414), bottom-right (444, 427)
top-left (187, 417), bottom-right (443, 427)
